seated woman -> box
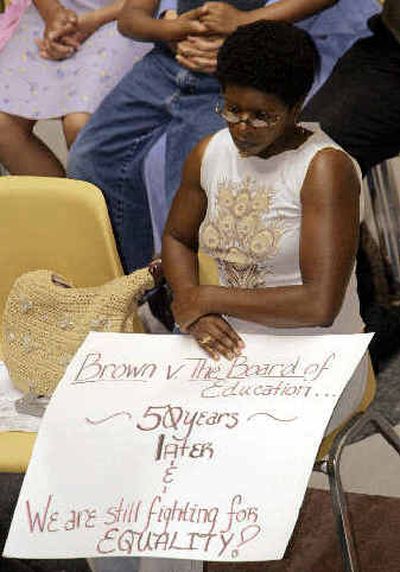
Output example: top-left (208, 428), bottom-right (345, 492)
top-left (162, 19), bottom-right (367, 434)
top-left (0, 0), bottom-right (151, 176)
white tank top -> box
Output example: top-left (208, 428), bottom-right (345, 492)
top-left (198, 124), bottom-right (366, 432)
top-left (199, 124), bottom-right (364, 337)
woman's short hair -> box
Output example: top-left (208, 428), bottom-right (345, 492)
top-left (217, 20), bottom-right (320, 108)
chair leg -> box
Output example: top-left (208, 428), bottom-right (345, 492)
top-left (369, 411), bottom-right (400, 455)
top-left (316, 409), bottom-right (400, 572)
top-left (325, 451), bottom-right (360, 572)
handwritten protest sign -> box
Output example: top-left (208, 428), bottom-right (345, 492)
top-left (4, 332), bottom-right (372, 562)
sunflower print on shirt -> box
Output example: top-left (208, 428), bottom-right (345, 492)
top-left (200, 175), bottom-right (287, 289)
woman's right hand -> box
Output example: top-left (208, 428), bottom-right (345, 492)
top-left (188, 314), bottom-right (244, 361)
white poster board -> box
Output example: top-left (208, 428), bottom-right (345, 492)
top-left (4, 332), bottom-right (372, 562)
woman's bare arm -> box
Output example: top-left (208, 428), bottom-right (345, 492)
top-left (162, 137), bottom-right (210, 296)
top-left (162, 137), bottom-right (245, 360)
top-left (171, 148), bottom-right (360, 331)
top-left (204, 149), bottom-right (359, 327)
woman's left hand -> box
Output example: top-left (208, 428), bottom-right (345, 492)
top-left (188, 314), bottom-right (244, 361)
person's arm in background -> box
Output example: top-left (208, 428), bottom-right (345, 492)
top-left (198, 0), bottom-right (339, 36)
top-left (37, 0), bottom-right (179, 60)
top-left (37, 0), bottom-right (127, 58)
top-left (118, 0), bottom-right (206, 42)
top-left (75, 0), bottom-right (179, 50)
top-left (34, 0), bottom-right (79, 59)
top-left (74, 0), bottom-right (125, 41)
top-left (244, 0), bottom-right (338, 24)
top-left (176, 0), bottom-right (337, 73)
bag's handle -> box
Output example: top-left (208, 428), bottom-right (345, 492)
top-left (138, 258), bottom-right (166, 305)
top-left (51, 274), bottom-right (72, 288)
top-left (148, 257), bottom-right (163, 284)
top-left (137, 258), bottom-right (175, 331)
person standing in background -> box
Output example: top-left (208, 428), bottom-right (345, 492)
top-left (302, 0), bottom-right (399, 175)
top-left (0, 0), bottom-right (152, 176)
top-left (301, 0), bottom-right (400, 369)
top-left (68, 0), bottom-right (378, 272)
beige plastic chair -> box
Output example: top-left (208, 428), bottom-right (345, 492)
top-left (0, 178), bottom-right (213, 473)
top-left (0, 176), bottom-right (125, 472)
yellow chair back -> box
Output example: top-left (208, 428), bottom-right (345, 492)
top-left (0, 176), bottom-right (123, 338)
top-left (0, 176), bottom-right (124, 472)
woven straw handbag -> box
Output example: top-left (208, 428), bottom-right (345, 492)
top-left (2, 268), bottom-right (154, 401)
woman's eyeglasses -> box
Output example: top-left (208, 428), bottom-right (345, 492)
top-left (215, 102), bottom-right (282, 129)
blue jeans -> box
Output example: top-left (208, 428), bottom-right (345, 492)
top-left (68, 46), bottom-right (224, 272)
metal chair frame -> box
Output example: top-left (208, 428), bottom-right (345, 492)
top-left (314, 409), bottom-right (400, 572)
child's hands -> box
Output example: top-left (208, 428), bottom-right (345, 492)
top-left (188, 315), bottom-right (244, 361)
top-left (36, 5), bottom-right (79, 60)
top-left (37, 9), bottom-right (103, 60)
top-left (162, 3), bottom-right (246, 47)
top-left (163, 7), bottom-right (207, 42)
top-left (199, 2), bottom-right (247, 36)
